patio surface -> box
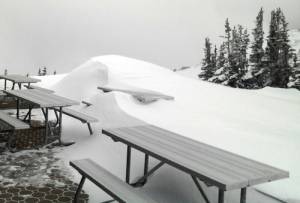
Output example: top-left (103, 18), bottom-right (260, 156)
top-left (0, 146), bottom-right (89, 203)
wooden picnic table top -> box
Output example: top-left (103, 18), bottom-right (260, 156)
top-left (0, 74), bottom-right (41, 83)
top-left (102, 125), bottom-right (289, 191)
top-left (4, 89), bottom-right (79, 108)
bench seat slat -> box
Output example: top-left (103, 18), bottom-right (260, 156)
top-left (58, 108), bottom-right (98, 123)
top-left (98, 86), bottom-right (174, 100)
top-left (0, 111), bottom-right (30, 130)
top-left (24, 85), bottom-right (55, 94)
top-left (70, 159), bottom-right (157, 203)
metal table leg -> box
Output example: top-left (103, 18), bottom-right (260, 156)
top-left (218, 189), bottom-right (225, 203)
top-left (240, 188), bottom-right (247, 203)
top-left (126, 145), bottom-right (131, 184)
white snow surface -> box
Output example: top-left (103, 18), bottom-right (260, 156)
top-left (37, 55), bottom-right (300, 203)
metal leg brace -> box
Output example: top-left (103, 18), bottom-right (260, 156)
top-left (191, 176), bottom-right (210, 203)
top-left (131, 160), bottom-right (164, 187)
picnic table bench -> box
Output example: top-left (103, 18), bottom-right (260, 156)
top-left (97, 86), bottom-right (174, 103)
top-left (24, 84), bottom-right (55, 94)
top-left (70, 159), bottom-right (158, 203)
top-left (102, 125), bottom-right (289, 203)
top-left (0, 74), bottom-right (41, 90)
top-left (0, 111), bottom-right (30, 150)
top-left (52, 107), bottom-right (98, 135)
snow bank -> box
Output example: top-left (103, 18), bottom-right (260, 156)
top-left (52, 60), bottom-right (108, 101)
top-left (42, 55), bottom-right (300, 202)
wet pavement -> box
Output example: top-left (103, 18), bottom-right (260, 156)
top-left (0, 147), bottom-right (89, 203)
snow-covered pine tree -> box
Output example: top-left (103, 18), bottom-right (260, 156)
top-left (266, 8), bottom-right (292, 88)
top-left (217, 43), bottom-right (226, 69)
top-left (250, 8), bottom-right (264, 67)
top-left (246, 7), bottom-right (271, 88)
top-left (226, 26), bottom-right (240, 87)
top-left (293, 54), bottom-right (298, 68)
top-left (225, 18), bottom-right (231, 56)
top-left (211, 45), bottom-right (217, 71)
top-left (199, 38), bottom-right (214, 80)
top-left (212, 19), bottom-right (233, 85)
top-left (210, 43), bottom-right (227, 83)
top-left (38, 68), bottom-right (42, 76)
top-left (224, 25), bottom-right (250, 87)
top-left (236, 25), bottom-right (250, 88)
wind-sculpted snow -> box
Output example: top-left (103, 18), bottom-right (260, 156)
top-left (39, 55), bottom-right (300, 202)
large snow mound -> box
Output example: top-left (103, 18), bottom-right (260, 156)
top-left (43, 55), bottom-right (300, 202)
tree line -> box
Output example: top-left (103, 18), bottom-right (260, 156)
top-left (199, 7), bottom-right (299, 89)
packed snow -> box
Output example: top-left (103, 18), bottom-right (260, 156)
top-left (34, 55), bottom-right (300, 203)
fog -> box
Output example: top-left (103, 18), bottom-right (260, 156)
top-left (0, 0), bottom-right (299, 74)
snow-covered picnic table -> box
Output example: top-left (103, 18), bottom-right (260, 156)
top-left (0, 74), bottom-right (41, 90)
top-left (4, 89), bottom-right (79, 145)
top-left (102, 125), bottom-right (289, 203)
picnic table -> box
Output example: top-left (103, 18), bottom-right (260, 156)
top-left (102, 125), bottom-right (289, 203)
top-left (0, 74), bottom-right (41, 90)
top-left (4, 89), bottom-right (79, 145)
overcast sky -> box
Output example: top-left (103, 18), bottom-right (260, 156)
top-left (0, 0), bottom-right (299, 74)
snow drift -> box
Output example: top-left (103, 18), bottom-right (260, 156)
top-left (39, 55), bottom-right (300, 203)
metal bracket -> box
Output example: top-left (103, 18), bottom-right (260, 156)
top-left (191, 175), bottom-right (210, 203)
top-left (131, 161), bottom-right (164, 187)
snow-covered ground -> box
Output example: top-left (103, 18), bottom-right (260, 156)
top-left (35, 55), bottom-right (300, 203)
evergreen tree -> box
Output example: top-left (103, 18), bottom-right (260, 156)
top-left (4, 69), bottom-right (7, 76)
top-left (213, 19), bottom-right (233, 85)
top-left (266, 8), bottom-right (292, 87)
top-left (250, 8), bottom-right (264, 67)
top-left (54, 70), bottom-right (57, 75)
top-left (217, 43), bottom-right (226, 69)
top-left (42, 66), bottom-right (47, 76)
top-left (38, 68), bottom-right (41, 76)
top-left (199, 38), bottom-right (214, 80)
top-left (293, 54), bottom-right (298, 68)
top-left (225, 18), bottom-right (231, 56)
top-left (211, 45), bottom-right (217, 71)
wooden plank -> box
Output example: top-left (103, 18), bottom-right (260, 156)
top-left (0, 111), bottom-right (30, 130)
top-left (0, 74), bottom-right (41, 83)
top-left (24, 85), bottom-right (55, 94)
top-left (97, 86), bottom-right (174, 100)
top-left (4, 89), bottom-right (79, 108)
top-left (103, 125), bottom-right (289, 191)
top-left (70, 159), bottom-right (157, 203)
top-left (55, 107), bottom-right (98, 123)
